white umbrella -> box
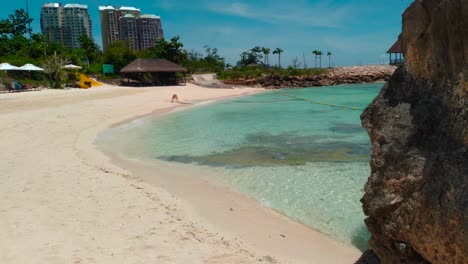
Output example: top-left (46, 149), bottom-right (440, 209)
top-left (19, 63), bottom-right (45, 79)
top-left (62, 64), bottom-right (82, 70)
top-left (0, 63), bottom-right (21, 70)
top-left (19, 63), bottom-right (44, 71)
top-left (0, 63), bottom-right (21, 79)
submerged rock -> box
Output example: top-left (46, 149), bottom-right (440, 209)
top-left (358, 0), bottom-right (467, 263)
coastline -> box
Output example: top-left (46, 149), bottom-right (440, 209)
top-left (101, 147), bottom-right (362, 264)
top-left (222, 65), bottom-right (397, 88)
top-left (97, 97), bottom-right (363, 263)
top-left (0, 83), bottom-right (360, 263)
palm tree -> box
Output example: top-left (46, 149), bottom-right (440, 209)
top-left (327, 51), bottom-right (332, 68)
top-left (312, 50), bottom-right (319, 68)
top-left (240, 51), bottom-right (248, 64)
top-left (273, 48), bottom-right (284, 68)
top-left (262, 47), bottom-right (271, 66)
top-left (317, 50), bottom-right (323, 68)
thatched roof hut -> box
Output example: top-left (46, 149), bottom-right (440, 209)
top-left (386, 40), bottom-right (404, 65)
top-left (120, 58), bottom-right (187, 86)
top-left (120, 58), bottom-right (187, 73)
top-left (386, 40), bottom-right (402, 54)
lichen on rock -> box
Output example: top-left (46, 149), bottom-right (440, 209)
top-left (357, 0), bottom-right (467, 263)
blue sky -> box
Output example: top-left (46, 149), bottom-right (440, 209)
top-left (1, 0), bottom-right (413, 66)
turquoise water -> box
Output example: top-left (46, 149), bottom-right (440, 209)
top-left (101, 83), bottom-right (382, 250)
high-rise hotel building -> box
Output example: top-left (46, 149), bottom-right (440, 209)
top-left (119, 14), bottom-right (139, 52)
top-left (63, 4), bottom-right (93, 49)
top-left (40, 3), bottom-right (92, 49)
top-left (138, 15), bottom-right (163, 51)
top-left (40, 3), bottom-right (64, 46)
top-left (99, 5), bottom-right (163, 52)
top-left (99, 6), bottom-right (141, 50)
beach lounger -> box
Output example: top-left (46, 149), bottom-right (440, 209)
top-left (10, 81), bottom-right (25, 92)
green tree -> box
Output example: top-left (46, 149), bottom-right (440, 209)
top-left (251, 46), bottom-right (263, 62)
top-left (29, 33), bottom-right (47, 59)
top-left (188, 49), bottom-right (203, 61)
top-left (327, 51), bottom-right (332, 68)
top-left (0, 9), bottom-right (33, 61)
top-left (262, 47), bottom-right (271, 66)
top-left (0, 9), bottom-right (32, 36)
top-left (141, 36), bottom-right (188, 65)
top-left (317, 50), bottom-right (323, 68)
top-left (0, 19), bottom-right (13, 35)
top-left (78, 35), bottom-right (101, 64)
top-left (185, 45), bottom-right (225, 73)
top-left (273, 48), bottom-right (284, 68)
top-left (239, 47), bottom-right (263, 66)
top-left (103, 41), bottom-right (137, 71)
top-left (312, 50), bottom-right (319, 68)
top-left (42, 52), bottom-right (70, 88)
top-left (203, 46), bottom-right (225, 70)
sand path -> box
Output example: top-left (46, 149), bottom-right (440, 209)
top-left (0, 84), bottom-right (360, 263)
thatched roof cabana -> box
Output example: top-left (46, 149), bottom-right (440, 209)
top-left (121, 58), bottom-right (187, 73)
top-left (386, 40), bottom-right (404, 65)
top-left (120, 58), bottom-right (187, 86)
top-left (386, 40), bottom-right (402, 54)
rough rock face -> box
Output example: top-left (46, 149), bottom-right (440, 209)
top-left (358, 0), bottom-right (467, 263)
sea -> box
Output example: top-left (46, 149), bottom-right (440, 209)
top-left (97, 83), bottom-right (382, 251)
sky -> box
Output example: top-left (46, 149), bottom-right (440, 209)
top-left (0, 0), bottom-right (413, 66)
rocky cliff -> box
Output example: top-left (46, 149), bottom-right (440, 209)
top-left (358, 0), bottom-right (467, 263)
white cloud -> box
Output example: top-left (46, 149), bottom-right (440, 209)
top-left (206, 1), bottom-right (354, 28)
top-left (229, 2), bottom-right (249, 16)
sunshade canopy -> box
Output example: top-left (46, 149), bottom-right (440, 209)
top-left (19, 63), bottom-right (44, 71)
top-left (63, 64), bottom-right (83, 70)
top-left (0, 63), bottom-right (21, 70)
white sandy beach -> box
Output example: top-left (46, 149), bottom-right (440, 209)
top-left (0, 84), bottom-right (361, 263)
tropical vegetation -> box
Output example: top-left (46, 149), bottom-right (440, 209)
top-left (273, 48), bottom-right (284, 68)
top-left (217, 67), bottom-right (328, 81)
top-left (0, 8), bottom-right (334, 88)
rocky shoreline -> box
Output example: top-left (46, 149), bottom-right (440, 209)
top-left (221, 65), bottom-right (397, 88)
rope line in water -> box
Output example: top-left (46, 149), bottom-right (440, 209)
top-left (271, 90), bottom-right (364, 111)
top-left (232, 99), bottom-right (300, 103)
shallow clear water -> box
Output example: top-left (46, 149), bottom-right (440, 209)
top-left (100, 83), bottom-right (382, 250)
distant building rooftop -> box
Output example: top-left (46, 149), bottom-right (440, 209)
top-left (43, 3), bottom-right (61, 8)
top-left (119, 6), bottom-right (140, 11)
top-left (122, 14), bottom-right (136, 18)
top-left (99, 5), bottom-right (140, 12)
top-left (64, 4), bottom-right (88, 9)
top-left (98, 5), bottom-right (115, 11)
top-left (140, 14), bottom-right (161, 19)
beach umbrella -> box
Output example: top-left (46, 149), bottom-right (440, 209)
top-left (0, 63), bottom-right (21, 78)
top-left (62, 64), bottom-right (82, 70)
top-left (0, 63), bottom-right (21, 71)
top-left (19, 63), bottom-right (44, 79)
top-left (20, 63), bottom-right (44, 71)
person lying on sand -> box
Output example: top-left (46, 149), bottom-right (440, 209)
top-left (171, 94), bottom-right (179, 103)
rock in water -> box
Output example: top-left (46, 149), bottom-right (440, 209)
top-left (358, 0), bottom-right (467, 263)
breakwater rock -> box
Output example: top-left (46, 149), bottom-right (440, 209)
top-left (221, 65), bottom-right (396, 88)
top-left (357, 0), bottom-right (467, 263)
